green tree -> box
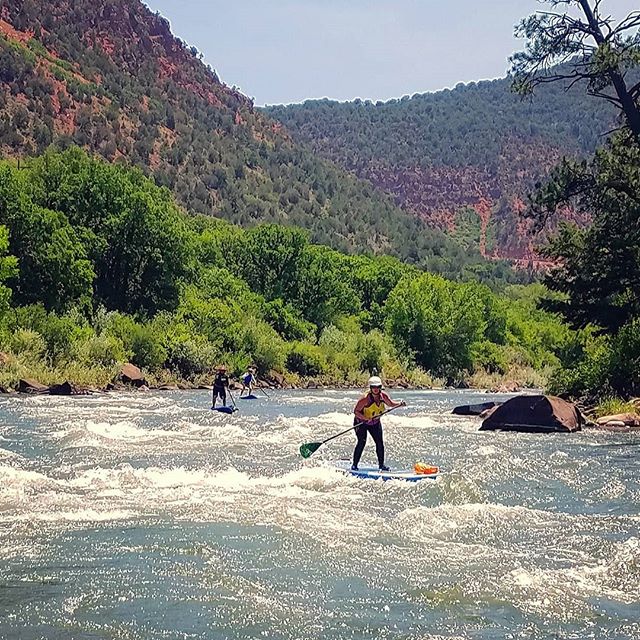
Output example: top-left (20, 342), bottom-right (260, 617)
top-left (510, 0), bottom-right (640, 140)
top-left (0, 196), bottom-right (94, 312)
top-left (296, 246), bottom-right (360, 328)
top-left (384, 273), bottom-right (486, 378)
top-left (239, 224), bottom-right (309, 302)
top-left (0, 225), bottom-right (17, 317)
top-left (531, 135), bottom-right (640, 332)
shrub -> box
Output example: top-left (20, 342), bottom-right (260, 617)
top-left (130, 325), bottom-right (167, 371)
top-left (472, 340), bottom-right (508, 375)
top-left (594, 397), bottom-right (638, 419)
top-left (264, 298), bottom-right (315, 342)
top-left (607, 319), bottom-right (640, 398)
top-left (239, 318), bottom-right (287, 374)
top-left (359, 330), bottom-right (387, 374)
top-left (10, 329), bottom-right (46, 361)
top-left (166, 336), bottom-right (218, 379)
top-left (286, 342), bottom-right (327, 377)
top-left (38, 313), bottom-right (93, 363)
top-left (104, 313), bottom-right (165, 370)
top-left (74, 333), bottom-right (127, 368)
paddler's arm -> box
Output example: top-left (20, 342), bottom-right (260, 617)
top-left (354, 397), bottom-right (370, 423)
top-left (381, 391), bottom-right (406, 408)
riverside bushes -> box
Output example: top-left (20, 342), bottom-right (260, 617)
top-left (0, 148), bottom-right (574, 389)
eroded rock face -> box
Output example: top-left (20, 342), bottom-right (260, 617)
top-left (480, 395), bottom-right (583, 433)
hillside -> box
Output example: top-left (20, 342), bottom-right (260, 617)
top-left (264, 80), bottom-right (614, 262)
top-left (0, 0), bottom-right (515, 281)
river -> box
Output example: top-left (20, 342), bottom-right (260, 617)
top-left (0, 389), bottom-right (638, 639)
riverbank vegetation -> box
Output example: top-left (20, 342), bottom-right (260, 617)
top-left (0, 147), bottom-right (572, 391)
top-left (509, 0), bottom-right (640, 407)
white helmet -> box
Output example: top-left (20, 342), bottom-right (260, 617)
top-left (368, 376), bottom-right (383, 388)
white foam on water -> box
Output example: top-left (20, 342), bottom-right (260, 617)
top-left (277, 393), bottom-right (352, 405)
top-left (385, 414), bottom-right (440, 430)
top-left (312, 411), bottom-right (354, 426)
top-left (201, 421), bottom-right (250, 442)
top-left (66, 463), bottom-right (252, 492)
top-left (0, 464), bottom-right (61, 492)
top-left (49, 416), bottom-right (252, 452)
top-left (474, 445), bottom-right (498, 456)
top-left (22, 508), bottom-right (138, 523)
top-left (85, 420), bottom-right (163, 441)
top-left (500, 537), bottom-right (640, 619)
top-left (392, 502), bottom-right (569, 543)
top-left (0, 447), bottom-right (21, 460)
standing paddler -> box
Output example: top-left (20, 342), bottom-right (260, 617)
top-left (240, 366), bottom-right (257, 397)
top-left (352, 376), bottom-right (405, 471)
top-left (212, 365), bottom-right (230, 409)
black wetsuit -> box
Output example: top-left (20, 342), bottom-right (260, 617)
top-left (212, 373), bottom-right (229, 406)
top-left (353, 418), bottom-right (385, 468)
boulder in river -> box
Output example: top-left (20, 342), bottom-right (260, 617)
top-left (18, 378), bottom-right (49, 394)
top-left (480, 394), bottom-right (583, 433)
top-left (596, 413), bottom-right (640, 427)
top-left (452, 401), bottom-right (499, 416)
top-left (488, 381), bottom-right (521, 393)
top-left (120, 363), bottom-right (147, 387)
top-left (49, 381), bottom-right (91, 396)
top-left (267, 369), bottom-right (286, 388)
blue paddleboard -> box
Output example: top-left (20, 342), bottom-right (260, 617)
top-left (240, 394), bottom-right (258, 400)
top-left (335, 461), bottom-right (438, 482)
top-left (212, 406), bottom-right (237, 414)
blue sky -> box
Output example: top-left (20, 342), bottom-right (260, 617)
top-left (143, 0), bottom-right (639, 105)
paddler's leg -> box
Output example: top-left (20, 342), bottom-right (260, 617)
top-left (352, 425), bottom-right (367, 470)
top-left (369, 422), bottom-right (387, 470)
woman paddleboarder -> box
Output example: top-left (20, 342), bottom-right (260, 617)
top-left (352, 376), bottom-right (405, 471)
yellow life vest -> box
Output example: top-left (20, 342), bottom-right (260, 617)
top-left (361, 393), bottom-right (386, 420)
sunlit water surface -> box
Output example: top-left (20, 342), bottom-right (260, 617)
top-left (0, 389), bottom-right (638, 639)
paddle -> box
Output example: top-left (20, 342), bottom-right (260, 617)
top-left (227, 387), bottom-right (238, 412)
top-left (299, 404), bottom-right (404, 459)
top-left (257, 382), bottom-right (271, 399)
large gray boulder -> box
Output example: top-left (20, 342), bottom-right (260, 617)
top-left (480, 395), bottom-right (583, 433)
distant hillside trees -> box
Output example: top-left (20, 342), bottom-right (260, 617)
top-left (0, 0), bottom-right (516, 282)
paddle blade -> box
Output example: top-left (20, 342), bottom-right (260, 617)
top-left (299, 442), bottom-right (322, 458)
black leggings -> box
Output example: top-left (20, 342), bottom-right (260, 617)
top-left (353, 422), bottom-right (384, 467)
top-left (212, 386), bottom-right (226, 405)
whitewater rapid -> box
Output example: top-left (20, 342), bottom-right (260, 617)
top-left (0, 389), bottom-right (638, 639)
